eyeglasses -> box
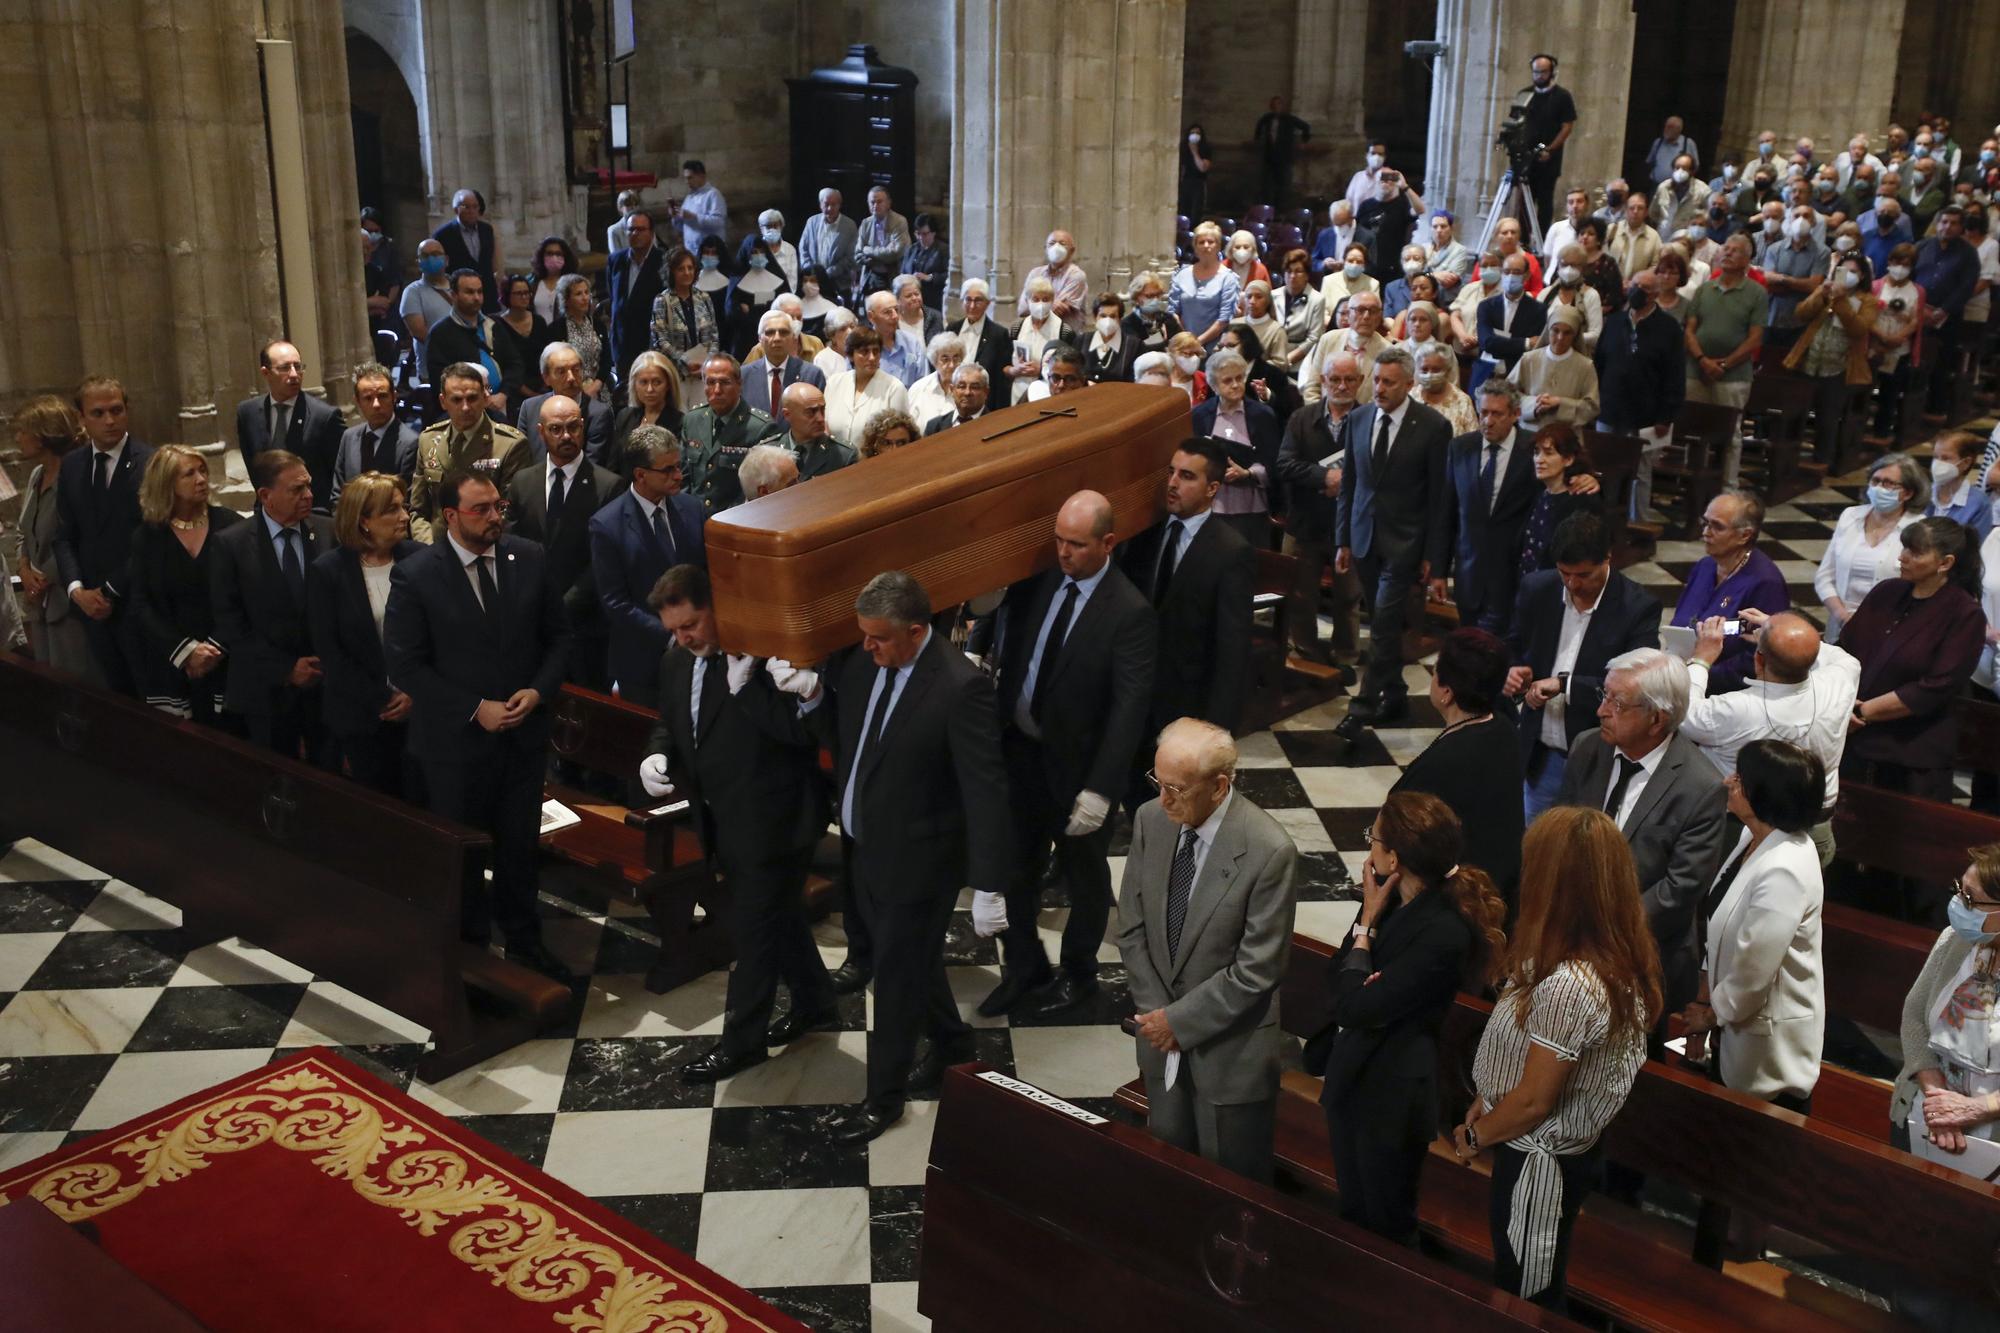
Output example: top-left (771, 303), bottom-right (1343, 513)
top-left (1601, 693), bottom-right (1650, 715)
top-left (1954, 878), bottom-right (2000, 910)
top-left (1144, 770), bottom-right (1210, 800)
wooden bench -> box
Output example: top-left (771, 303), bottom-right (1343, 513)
top-left (1743, 372), bottom-right (1816, 501)
top-left (1243, 547), bottom-right (1348, 734)
top-left (1582, 429), bottom-right (1643, 557)
top-left (540, 683), bottom-right (839, 994)
top-left (921, 1064), bottom-right (1578, 1331)
top-left (0, 655), bottom-right (566, 1082)
top-left (1830, 779), bottom-right (2000, 918)
top-left (1955, 694), bottom-right (2000, 792)
top-left (1652, 400), bottom-right (1737, 538)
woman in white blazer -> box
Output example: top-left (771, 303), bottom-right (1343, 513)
top-left (1812, 451), bottom-right (1925, 643)
top-left (824, 327), bottom-right (909, 450)
top-left (1683, 738), bottom-right (1828, 1111)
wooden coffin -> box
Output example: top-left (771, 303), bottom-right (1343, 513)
top-left (705, 382), bottom-right (1191, 660)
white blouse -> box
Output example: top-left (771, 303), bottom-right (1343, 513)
top-left (1975, 526), bottom-right (2000, 690)
top-left (825, 369), bottom-right (909, 449)
top-left (1011, 313), bottom-right (1067, 404)
top-left (907, 372), bottom-right (953, 427)
top-left (362, 559), bottom-right (394, 636)
top-left (1813, 503), bottom-right (1918, 641)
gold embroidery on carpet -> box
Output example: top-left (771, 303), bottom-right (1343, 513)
top-left (4, 1061), bottom-right (747, 1333)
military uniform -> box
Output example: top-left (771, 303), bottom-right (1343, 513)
top-left (679, 398), bottom-right (780, 513)
top-left (407, 415), bottom-right (533, 543)
top-left (778, 431), bottom-right (858, 481)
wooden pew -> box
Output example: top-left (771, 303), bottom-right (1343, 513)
top-left (921, 1064), bottom-right (1578, 1331)
top-left (0, 654), bottom-right (566, 1082)
top-left (1242, 548), bottom-right (1349, 734)
top-left (1582, 430), bottom-right (1643, 558)
top-left (1652, 400), bottom-right (1736, 538)
top-left (1742, 373), bottom-right (1816, 501)
top-left (1831, 778), bottom-right (2000, 908)
top-left (1955, 694), bottom-right (2000, 790)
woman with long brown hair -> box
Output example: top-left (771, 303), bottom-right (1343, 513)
top-left (1455, 806), bottom-right (1662, 1309)
top-left (1314, 791), bottom-right (1508, 1245)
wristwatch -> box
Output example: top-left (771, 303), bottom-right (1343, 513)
top-left (1556, 671), bottom-right (1570, 696)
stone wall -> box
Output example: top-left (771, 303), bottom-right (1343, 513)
top-left (1179, 0), bottom-right (1302, 210)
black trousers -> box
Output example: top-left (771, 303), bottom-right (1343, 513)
top-left (1490, 1142), bottom-right (1599, 1310)
top-left (717, 844), bottom-right (837, 1057)
top-left (1923, 314), bottom-right (1967, 414)
top-left (836, 835), bottom-right (874, 972)
top-left (337, 721), bottom-right (411, 799)
top-left (1356, 549), bottom-right (1417, 704)
top-left (246, 691), bottom-right (326, 766)
top-left (80, 607), bottom-right (142, 698)
top-left (1324, 1077), bottom-right (1434, 1246)
top-left (423, 741), bottom-right (545, 948)
top-left (858, 874), bottom-right (968, 1109)
top-left (1000, 728), bottom-right (1114, 981)
top-left (1523, 160), bottom-right (1560, 237)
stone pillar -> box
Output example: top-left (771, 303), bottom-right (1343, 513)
top-left (1719, 0), bottom-right (1910, 165)
top-left (1289, 0), bottom-right (1371, 204)
top-left (1423, 0), bottom-right (1634, 243)
top-left (419, 0), bottom-right (576, 274)
top-left (1929, 0), bottom-right (2000, 147)
top-left (951, 0), bottom-right (1186, 320)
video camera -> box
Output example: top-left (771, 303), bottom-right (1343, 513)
top-left (1495, 97), bottom-right (1543, 174)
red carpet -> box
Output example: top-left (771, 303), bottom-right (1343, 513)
top-left (0, 1050), bottom-right (803, 1332)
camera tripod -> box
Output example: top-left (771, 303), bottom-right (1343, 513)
top-left (1473, 165), bottom-right (1544, 260)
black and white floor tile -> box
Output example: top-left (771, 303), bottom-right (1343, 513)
top-left (0, 451), bottom-right (1976, 1331)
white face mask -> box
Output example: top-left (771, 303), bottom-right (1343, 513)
top-left (1095, 316), bottom-right (1118, 339)
top-left (1344, 262), bottom-right (1366, 280)
top-left (1366, 152), bottom-right (1385, 170)
top-left (1557, 264), bottom-right (1581, 285)
top-left (1763, 217), bottom-right (1782, 234)
top-left (1481, 269), bottom-right (1501, 289)
top-left (1672, 168), bottom-right (1690, 185)
top-left (1785, 217), bottom-right (1810, 240)
top-left (1833, 234), bottom-right (1856, 252)
top-left (1402, 258), bottom-right (1424, 276)
top-left (1045, 243), bottom-right (1068, 265)
top-left (1028, 300), bottom-right (1052, 321)
top-left (1231, 247), bottom-right (1254, 263)
top-left (1889, 264), bottom-right (1912, 281)
top-left (1837, 268), bottom-right (1862, 289)
top-left (1933, 457), bottom-right (1964, 489)
top-left (1174, 354), bottom-right (1200, 374)
top-left (1686, 224), bottom-right (1707, 241)
top-left (761, 227), bottom-right (783, 244)
top-left (1416, 368), bottom-right (1445, 388)
top-left (1723, 165), bottom-right (1738, 181)
top-left (1188, 132), bottom-right (1200, 144)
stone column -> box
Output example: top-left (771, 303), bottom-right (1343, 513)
top-left (1288, 0), bottom-right (1371, 205)
top-left (1719, 0), bottom-right (1910, 164)
top-left (1423, 0), bottom-right (1634, 244)
top-left (420, 0), bottom-right (576, 274)
top-left (1929, 0), bottom-right (2000, 148)
top-left (951, 0), bottom-right (1186, 320)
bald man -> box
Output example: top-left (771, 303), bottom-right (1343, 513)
top-left (1681, 607), bottom-right (1860, 864)
top-left (979, 491), bottom-right (1158, 1019)
top-left (776, 382), bottom-right (856, 478)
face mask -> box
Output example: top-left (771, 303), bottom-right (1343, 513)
top-left (1174, 354), bottom-right (1200, 374)
top-left (1816, 179), bottom-right (1836, 194)
top-left (1416, 368), bottom-right (1445, 388)
top-left (1188, 132), bottom-right (1201, 144)
top-left (802, 281), bottom-right (820, 298)
top-left (1626, 283), bottom-right (1650, 308)
top-left (1933, 457), bottom-right (1964, 489)
top-left (1140, 298), bottom-right (1165, 317)
top-left (760, 227), bottom-right (783, 245)
top-left (1785, 218), bottom-right (1810, 240)
top-left (1232, 247), bottom-right (1255, 263)
top-left (1833, 234), bottom-right (1856, 252)
top-left (1501, 275), bottom-right (1526, 298)
top-left (1028, 300), bottom-right (1052, 321)
top-left (1888, 264), bottom-right (1912, 281)
top-left (748, 253), bottom-right (768, 269)
top-left (419, 254), bottom-right (447, 275)
top-left (1096, 316), bottom-right (1118, 339)
top-left (1686, 224), bottom-right (1708, 242)
top-left (1481, 269), bottom-right (1501, 289)
top-left (1366, 152), bottom-right (1385, 170)
top-left (1755, 177), bottom-right (1774, 192)
top-left (1867, 483), bottom-right (1903, 513)
top-left (1758, 142), bottom-right (1775, 157)
top-left (700, 255), bottom-right (721, 271)
top-left (1606, 190), bottom-right (1627, 209)
top-left (1344, 262), bottom-right (1365, 280)
top-left (1672, 168), bottom-right (1690, 186)
top-left (1763, 217), bottom-right (1782, 235)
top-left (1914, 145), bottom-right (1932, 159)
top-left (1558, 264), bottom-right (1581, 285)
top-left (1402, 258), bottom-right (1424, 277)
top-left (1949, 894), bottom-right (1998, 943)
top-left (1046, 244), bottom-right (1068, 265)
top-left (1838, 268), bottom-right (1862, 289)
top-left (1723, 165), bottom-right (1739, 181)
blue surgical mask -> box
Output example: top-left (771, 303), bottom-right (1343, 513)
top-left (1914, 145), bottom-right (1932, 159)
top-left (761, 227), bottom-right (783, 244)
top-left (1344, 262), bottom-right (1365, 280)
top-left (700, 255), bottom-right (721, 270)
top-left (748, 253), bottom-right (768, 269)
top-left (1949, 894), bottom-right (1998, 943)
top-left (1142, 298), bottom-right (1166, 316)
top-left (1501, 274), bottom-right (1526, 298)
top-left (419, 254), bottom-right (447, 275)
top-left (1867, 483), bottom-right (1903, 513)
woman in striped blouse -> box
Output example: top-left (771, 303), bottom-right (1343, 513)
top-left (1453, 806), bottom-right (1663, 1309)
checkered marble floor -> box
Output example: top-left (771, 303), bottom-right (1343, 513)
top-left (0, 453), bottom-right (1955, 1332)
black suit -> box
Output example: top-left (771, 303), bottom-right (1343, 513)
top-left (425, 316), bottom-right (520, 412)
top-left (1333, 399), bottom-right (1452, 704)
top-left (433, 218), bottom-right (498, 311)
top-left (647, 651), bottom-right (837, 1056)
top-left (606, 246), bottom-right (668, 390)
top-left (235, 393), bottom-right (345, 513)
top-left (209, 511), bottom-right (334, 759)
top-left (819, 631), bottom-right (1011, 1111)
top-left (990, 565), bottom-right (1156, 983)
top-left (922, 410), bottom-right (983, 437)
top-left (308, 541), bottom-right (424, 796)
top-left (1316, 887), bottom-right (1474, 1244)
top-left (1274, 401), bottom-right (1363, 660)
top-left (330, 420), bottom-right (420, 509)
top-left (506, 458), bottom-right (623, 689)
top-left (384, 534), bottom-right (572, 948)
top-left (1473, 292), bottom-right (1548, 387)
top-left (1439, 428), bottom-right (1541, 633)
top-left (948, 317), bottom-right (1013, 413)
top-left (1505, 568), bottom-right (1662, 775)
top-left (1119, 513), bottom-right (1254, 744)
top-left (52, 437), bottom-right (154, 695)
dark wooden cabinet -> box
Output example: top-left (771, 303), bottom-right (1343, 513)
top-left (787, 44), bottom-right (918, 229)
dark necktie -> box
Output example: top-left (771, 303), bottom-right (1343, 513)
top-left (1480, 442), bottom-right (1501, 511)
top-left (850, 665), bottom-right (896, 836)
top-left (1165, 827), bottom-right (1198, 959)
top-left (1030, 581), bottom-right (1079, 722)
top-left (1372, 410), bottom-right (1393, 475)
top-left (1604, 754), bottom-right (1644, 819)
top-left (359, 430), bottom-right (380, 474)
top-left (1153, 519), bottom-right (1185, 605)
top-left (473, 553), bottom-right (500, 621)
top-left (651, 505), bottom-right (676, 561)
top-left (92, 450), bottom-right (111, 494)
top-left (770, 366), bottom-right (783, 408)
top-left (547, 468), bottom-right (568, 533)
top-left (279, 528), bottom-right (305, 604)
top-left (271, 400), bottom-right (292, 447)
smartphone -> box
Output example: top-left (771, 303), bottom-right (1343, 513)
top-left (1722, 620), bottom-right (1741, 636)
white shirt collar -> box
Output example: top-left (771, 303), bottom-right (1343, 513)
top-left (630, 489), bottom-right (663, 521)
top-left (1187, 786), bottom-right (1236, 852)
top-left (550, 455), bottom-right (583, 485)
top-left (1380, 396), bottom-right (1411, 431)
top-left (1619, 736), bottom-right (1671, 773)
top-left (445, 532), bottom-right (493, 568)
top-left (1567, 578), bottom-right (1608, 616)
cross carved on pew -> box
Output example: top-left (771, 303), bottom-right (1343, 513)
top-left (1201, 1206), bottom-right (1271, 1306)
top-left (980, 405), bottom-right (1079, 442)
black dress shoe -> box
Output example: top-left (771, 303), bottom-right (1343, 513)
top-left (1372, 695), bottom-right (1410, 724)
top-left (1024, 973), bottom-right (1100, 1020)
top-left (829, 961), bottom-right (872, 994)
top-left (504, 940), bottom-right (576, 982)
top-left (1333, 711), bottom-right (1368, 743)
top-left (679, 1044), bottom-right (768, 1084)
top-left (827, 1102), bottom-right (903, 1144)
top-left (909, 1041), bottom-right (978, 1094)
top-left (767, 1006), bottom-right (840, 1045)
top-left (976, 965), bottom-right (1053, 1018)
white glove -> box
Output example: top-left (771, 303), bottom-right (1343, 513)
top-left (639, 754), bottom-right (673, 798)
top-left (725, 652), bottom-right (756, 695)
top-left (1064, 790), bottom-right (1110, 837)
top-left (971, 890), bottom-right (1009, 938)
top-left (766, 657), bottom-right (821, 698)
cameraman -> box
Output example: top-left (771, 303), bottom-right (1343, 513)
top-left (1519, 53), bottom-right (1577, 229)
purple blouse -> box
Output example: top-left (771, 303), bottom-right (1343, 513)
top-left (1671, 549), bottom-right (1789, 692)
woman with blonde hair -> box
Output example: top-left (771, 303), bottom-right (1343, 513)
top-left (308, 472), bottom-right (422, 797)
top-left (128, 446), bottom-right (242, 722)
top-left (1456, 806), bottom-right (1662, 1309)
top-left (1165, 330), bottom-right (1211, 405)
top-left (1314, 791), bottom-right (1508, 1245)
top-left (10, 394), bottom-right (94, 678)
top-left (1170, 220), bottom-right (1242, 347)
top-left (612, 349), bottom-right (683, 476)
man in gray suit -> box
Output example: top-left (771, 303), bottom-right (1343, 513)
top-left (1118, 717), bottom-right (1299, 1183)
top-left (741, 311), bottom-right (826, 417)
top-left (330, 362), bottom-right (419, 508)
top-left (519, 343), bottom-right (615, 468)
top-left (1557, 647), bottom-right (1728, 1012)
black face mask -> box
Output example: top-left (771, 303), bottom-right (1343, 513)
top-left (1626, 283), bottom-right (1649, 310)
top-left (1606, 191), bottom-right (1627, 209)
